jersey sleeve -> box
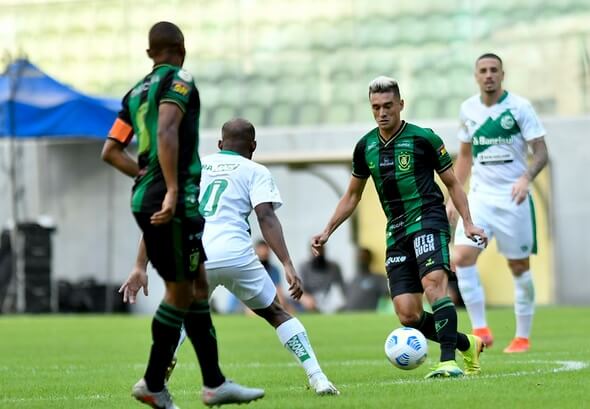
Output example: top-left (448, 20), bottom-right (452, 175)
top-left (457, 105), bottom-right (472, 143)
top-left (107, 91), bottom-right (134, 146)
top-left (160, 68), bottom-right (195, 113)
top-left (352, 138), bottom-right (370, 179)
top-left (517, 101), bottom-right (546, 141)
top-left (250, 165), bottom-right (283, 210)
top-left (424, 129), bottom-right (453, 173)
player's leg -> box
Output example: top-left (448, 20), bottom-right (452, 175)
top-left (228, 260), bottom-right (339, 395)
top-left (495, 194), bottom-right (536, 353)
top-left (454, 207), bottom-right (493, 346)
top-left (131, 213), bottom-right (192, 408)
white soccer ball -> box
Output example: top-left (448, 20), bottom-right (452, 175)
top-left (384, 327), bottom-right (428, 370)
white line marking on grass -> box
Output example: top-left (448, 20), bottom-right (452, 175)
top-left (2, 360), bottom-right (587, 403)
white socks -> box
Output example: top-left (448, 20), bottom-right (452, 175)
top-left (276, 318), bottom-right (322, 379)
top-left (514, 270), bottom-right (535, 338)
top-left (456, 264), bottom-right (488, 329)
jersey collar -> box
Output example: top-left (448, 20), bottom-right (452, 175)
top-left (378, 121), bottom-right (407, 147)
top-left (219, 149), bottom-right (240, 156)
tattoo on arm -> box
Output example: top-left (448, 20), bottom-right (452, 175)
top-left (526, 138), bottom-right (548, 180)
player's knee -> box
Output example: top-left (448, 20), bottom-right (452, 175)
top-left (508, 259), bottom-right (529, 275)
top-left (397, 310), bottom-right (422, 327)
top-left (452, 246), bottom-right (479, 267)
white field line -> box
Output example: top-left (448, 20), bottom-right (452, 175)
top-left (1, 359), bottom-right (587, 403)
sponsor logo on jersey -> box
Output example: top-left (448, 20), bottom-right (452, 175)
top-left (414, 233), bottom-right (435, 257)
top-left (472, 135), bottom-right (513, 146)
top-left (172, 80), bottom-right (190, 96)
top-left (437, 145), bottom-right (448, 157)
top-left (385, 256), bottom-right (407, 266)
top-left (397, 152), bottom-right (412, 171)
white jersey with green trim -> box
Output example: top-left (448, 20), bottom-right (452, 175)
top-left (458, 91), bottom-right (545, 194)
top-left (199, 151), bottom-right (282, 269)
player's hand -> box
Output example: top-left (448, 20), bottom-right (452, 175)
top-left (464, 222), bottom-right (488, 248)
top-left (446, 200), bottom-right (458, 226)
top-left (311, 233), bottom-right (329, 257)
top-left (151, 189), bottom-right (177, 225)
top-left (511, 174), bottom-right (530, 205)
top-left (284, 264), bottom-right (303, 300)
top-left (119, 268), bottom-right (148, 304)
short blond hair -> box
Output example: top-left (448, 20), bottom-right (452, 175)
top-left (368, 76), bottom-right (400, 98)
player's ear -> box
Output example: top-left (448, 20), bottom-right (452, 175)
top-left (251, 140), bottom-right (257, 153)
top-left (218, 139), bottom-right (223, 150)
top-left (399, 99), bottom-right (405, 111)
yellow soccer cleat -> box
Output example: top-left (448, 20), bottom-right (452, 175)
top-left (461, 335), bottom-right (484, 375)
top-left (424, 360), bottom-right (464, 379)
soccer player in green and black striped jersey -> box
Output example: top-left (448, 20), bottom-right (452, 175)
top-left (312, 76), bottom-right (488, 379)
top-left (101, 21), bottom-right (263, 407)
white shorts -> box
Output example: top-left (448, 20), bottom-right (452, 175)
top-left (454, 191), bottom-right (537, 259)
top-left (206, 259), bottom-right (277, 310)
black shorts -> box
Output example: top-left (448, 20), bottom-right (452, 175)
top-left (385, 229), bottom-right (452, 298)
top-left (133, 213), bottom-right (207, 282)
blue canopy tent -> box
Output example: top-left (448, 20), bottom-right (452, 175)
top-left (0, 58), bottom-right (119, 138)
top-left (0, 59), bottom-right (121, 312)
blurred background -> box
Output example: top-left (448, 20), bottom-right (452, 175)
top-left (0, 0), bottom-right (588, 314)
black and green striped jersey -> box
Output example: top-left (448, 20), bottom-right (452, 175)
top-left (116, 64), bottom-right (201, 217)
top-left (352, 121), bottom-right (453, 246)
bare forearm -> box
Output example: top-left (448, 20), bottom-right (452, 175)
top-left (526, 139), bottom-right (548, 181)
top-left (101, 144), bottom-right (139, 178)
top-left (448, 183), bottom-right (473, 225)
top-left (158, 130), bottom-right (178, 191)
top-left (322, 194), bottom-right (359, 237)
top-left (259, 213), bottom-right (293, 268)
top-left (135, 236), bottom-right (149, 270)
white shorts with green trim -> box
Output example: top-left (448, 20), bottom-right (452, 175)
top-left (207, 258), bottom-right (277, 310)
top-left (454, 191), bottom-right (537, 259)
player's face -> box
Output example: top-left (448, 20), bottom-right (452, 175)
top-left (475, 58), bottom-right (504, 94)
top-left (370, 92), bottom-right (404, 133)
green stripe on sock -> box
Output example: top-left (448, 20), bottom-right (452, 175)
top-left (189, 300), bottom-right (210, 314)
top-left (155, 312), bottom-right (183, 328)
top-left (432, 296), bottom-right (454, 313)
top-left (156, 308), bottom-right (185, 326)
top-left (160, 302), bottom-right (188, 315)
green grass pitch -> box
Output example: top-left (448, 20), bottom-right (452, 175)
top-left (1, 307), bottom-right (589, 408)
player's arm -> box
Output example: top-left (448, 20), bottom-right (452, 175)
top-left (311, 176), bottom-right (367, 255)
top-left (119, 236), bottom-right (149, 304)
top-left (255, 202), bottom-right (303, 300)
top-left (150, 103), bottom-right (183, 225)
top-left (445, 142), bottom-right (472, 224)
top-left (512, 137), bottom-right (548, 204)
top-left (102, 116), bottom-right (139, 177)
top-left (439, 168), bottom-right (487, 246)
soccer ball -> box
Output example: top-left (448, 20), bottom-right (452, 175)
top-left (384, 327), bottom-right (428, 370)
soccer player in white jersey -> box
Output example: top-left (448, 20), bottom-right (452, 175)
top-left (199, 118), bottom-right (338, 395)
top-left (121, 118), bottom-right (339, 396)
top-left (446, 53), bottom-right (549, 353)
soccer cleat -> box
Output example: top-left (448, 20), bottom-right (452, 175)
top-left (461, 335), bottom-right (484, 375)
top-left (201, 380), bottom-right (265, 406)
top-left (473, 327), bottom-right (494, 348)
top-left (503, 337), bottom-right (530, 353)
top-left (132, 378), bottom-right (179, 409)
top-left (424, 360), bottom-right (464, 379)
top-left (164, 357), bottom-right (177, 383)
top-left (310, 373), bottom-right (340, 396)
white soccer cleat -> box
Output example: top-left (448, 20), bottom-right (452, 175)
top-left (201, 380), bottom-right (265, 406)
top-left (310, 373), bottom-right (340, 396)
top-left (132, 378), bottom-right (179, 409)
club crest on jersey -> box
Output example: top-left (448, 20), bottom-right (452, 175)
top-left (397, 152), bottom-right (412, 171)
top-left (500, 114), bottom-right (515, 130)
